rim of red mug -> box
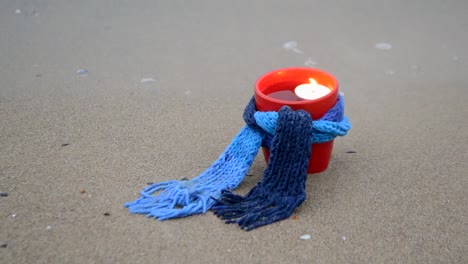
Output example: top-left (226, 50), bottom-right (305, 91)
top-left (254, 67), bottom-right (339, 105)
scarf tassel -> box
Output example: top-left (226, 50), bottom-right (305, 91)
top-left (125, 95), bottom-right (351, 230)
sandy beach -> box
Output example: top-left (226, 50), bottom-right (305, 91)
top-left (1, 1), bottom-right (467, 263)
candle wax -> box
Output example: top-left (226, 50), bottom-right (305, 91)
top-left (294, 79), bottom-right (330, 100)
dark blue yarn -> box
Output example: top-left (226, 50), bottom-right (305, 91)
top-left (125, 94), bottom-right (350, 226)
top-left (212, 105), bottom-right (313, 231)
top-left (242, 97), bottom-right (263, 132)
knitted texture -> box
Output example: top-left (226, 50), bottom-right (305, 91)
top-left (125, 99), bottom-right (264, 219)
top-left (261, 95), bottom-right (350, 149)
top-left (212, 106), bottom-right (312, 230)
top-left (125, 95), bottom-right (350, 224)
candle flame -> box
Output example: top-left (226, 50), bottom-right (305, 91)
top-left (309, 78), bottom-right (318, 85)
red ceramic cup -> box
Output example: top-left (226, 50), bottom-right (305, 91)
top-left (254, 67), bottom-right (339, 173)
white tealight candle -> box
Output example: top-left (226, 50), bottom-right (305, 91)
top-left (294, 78), bottom-right (331, 100)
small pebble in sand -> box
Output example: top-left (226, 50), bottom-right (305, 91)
top-left (346, 151), bottom-right (357, 154)
top-left (0, 242), bottom-right (7, 248)
top-left (11, 214), bottom-right (17, 218)
top-left (283, 41), bottom-right (297, 50)
top-left (79, 189), bottom-right (86, 194)
top-left (341, 236), bottom-right (347, 241)
top-left (292, 215), bottom-right (298, 220)
top-left (385, 69), bottom-right (396, 76)
top-left (61, 143), bottom-right (70, 147)
top-left (140, 78), bottom-right (156, 83)
top-left (300, 234), bottom-right (311, 240)
top-left (76, 69), bottom-right (89, 76)
top-left (0, 192), bottom-right (8, 197)
top-left (283, 41), bottom-right (303, 54)
top-left (375, 42), bottom-right (392, 50)
top-left (103, 212), bottom-right (110, 216)
top-left (304, 58), bottom-right (318, 67)
top-left (46, 225), bottom-right (53, 230)
top-left (15, 9), bottom-right (22, 14)
top-left (146, 182), bottom-right (154, 185)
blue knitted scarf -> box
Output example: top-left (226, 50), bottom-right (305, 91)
top-left (125, 95), bottom-right (350, 230)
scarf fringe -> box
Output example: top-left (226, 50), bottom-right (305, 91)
top-left (213, 192), bottom-right (305, 231)
top-left (125, 126), bottom-right (263, 219)
top-left (125, 95), bottom-right (351, 230)
top-left (212, 107), bottom-right (312, 230)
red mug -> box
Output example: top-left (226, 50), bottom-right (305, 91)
top-left (254, 67), bottom-right (339, 173)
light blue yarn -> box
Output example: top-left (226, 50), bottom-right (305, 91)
top-left (257, 94), bottom-right (351, 144)
top-left (125, 126), bottom-right (263, 220)
top-left (125, 95), bottom-right (351, 220)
